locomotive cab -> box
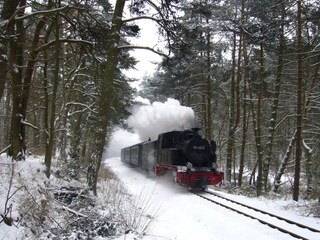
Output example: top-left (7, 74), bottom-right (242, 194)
top-left (156, 131), bottom-right (184, 166)
top-left (156, 128), bottom-right (217, 171)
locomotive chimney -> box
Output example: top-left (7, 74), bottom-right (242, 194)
top-left (192, 127), bottom-right (200, 132)
top-left (191, 127), bottom-right (201, 137)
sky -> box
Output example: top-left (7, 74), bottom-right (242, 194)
top-left (109, 0), bottom-right (164, 84)
top-left (124, 18), bottom-right (163, 81)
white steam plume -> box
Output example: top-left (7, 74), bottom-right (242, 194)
top-left (128, 98), bottom-right (195, 141)
top-left (105, 128), bottom-right (140, 158)
top-left (105, 98), bottom-right (195, 158)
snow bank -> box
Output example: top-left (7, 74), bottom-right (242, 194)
top-left (0, 154), bottom-right (151, 240)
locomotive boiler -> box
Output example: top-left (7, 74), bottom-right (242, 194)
top-left (121, 128), bottom-right (224, 190)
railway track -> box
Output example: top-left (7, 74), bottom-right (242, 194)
top-left (194, 190), bottom-right (320, 240)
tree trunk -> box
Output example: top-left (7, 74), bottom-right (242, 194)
top-left (303, 140), bottom-right (313, 198)
top-left (8, 0), bottom-right (27, 159)
top-left (86, 0), bottom-right (126, 195)
top-left (205, 32), bottom-right (212, 141)
top-left (234, 23), bottom-right (242, 185)
top-left (303, 61), bottom-right (320, 198)
top-left (273, 130), bottom-right (297, 192)
top-left (8, 0), bottom-right (47, 159)
top-left (293, 0), bottom-right (303, 202)
top-left (225, 32), bottom-right (237, 183)
top-left (0, 0), bottom-right (21, 103)
top-left (1, 88), bottom-right (11, 150)
top-left (43, 46), bottom-right (49, 153)
top-left (264, 4), bottom-right (285, 191)
top-left (255, 41), bottom-right (265, 197)
top-left (45, 7), bottom-right (60, 178)
top-left (238, 4), bottom-right (249, 187)
top-left (204, 13), bottom-right (213, 141)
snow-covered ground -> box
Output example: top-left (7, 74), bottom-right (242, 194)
top-left (1, 154), bottom-right (320, 240)
top-left (105, 157), bottom-right (320, 240)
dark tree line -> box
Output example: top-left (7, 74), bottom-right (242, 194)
top-left (0, 0), bottom-right (136, 194)
top-left (1, 0), bottom-right (319, 202)
top-left (140, 0), bottom-right (320, 202)
top-left (0, 0), bottom-right (179, 195)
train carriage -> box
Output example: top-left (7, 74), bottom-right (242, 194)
top-left (141, 141), bottom-right (157, 172)
top-left (121, 143), bottom-right (144, 167)
top-left (121, 148), bottom-right (131, 164)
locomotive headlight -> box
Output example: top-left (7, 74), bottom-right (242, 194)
top-left (212, 162), bottom-right (217, 169)
top-left (186, 162), bottom-right (193, 169)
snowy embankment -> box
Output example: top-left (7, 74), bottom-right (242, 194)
top-left (105, 157), bottom-right (320, 240)
top-left (0, 155), bottom-right (155, 240)
top-left (1, 154), bottom-right (319, 240)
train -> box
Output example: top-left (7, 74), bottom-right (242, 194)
top-left (120, 128), bottom-right (224, 190)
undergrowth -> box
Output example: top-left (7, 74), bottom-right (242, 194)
top-left (0, 155), bottom-right (158, 240)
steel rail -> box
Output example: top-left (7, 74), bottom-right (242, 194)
top-left (194, 192), bottom-right (318, 240)
top-left (205, 190), bottom-right (320, 233)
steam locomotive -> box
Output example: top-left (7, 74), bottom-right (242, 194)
top-left (121, 128), bottom-right (224, 190)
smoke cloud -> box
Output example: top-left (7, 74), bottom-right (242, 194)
top-left (128, 98), bottom-right (195, 141)
top-left (105, 128), bottom-right (140, 158)
top-left (105, 98), bottom-right (195, 157)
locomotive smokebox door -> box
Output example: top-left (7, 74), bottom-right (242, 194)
top-left (183, 135), bottom-right (212, 168)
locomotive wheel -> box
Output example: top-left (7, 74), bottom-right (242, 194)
top-left (201, 186), bottom-right (208, 191)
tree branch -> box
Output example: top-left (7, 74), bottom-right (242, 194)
top-left (0, 145), bottom-right (11, 155)
top-left (34, 38), bottom-right (92, 54)
top-left (62, 206), bottom-right (88, 218)
top-left (66, 102), bottom-right (98, 115)
top-left (15, 6), bottom-right (69, 21)
top-left (118, 45), bottom-right (169, 59)
top-left (122, 15), bottom-right (161, 23)
top-left (21, 120), bottom-right (39, 130)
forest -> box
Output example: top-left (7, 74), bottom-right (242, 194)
top-left (0, 0), bottom-right (319, 204)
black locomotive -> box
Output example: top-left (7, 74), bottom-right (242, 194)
top-left (121, 128), bottom-right (224, 189)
